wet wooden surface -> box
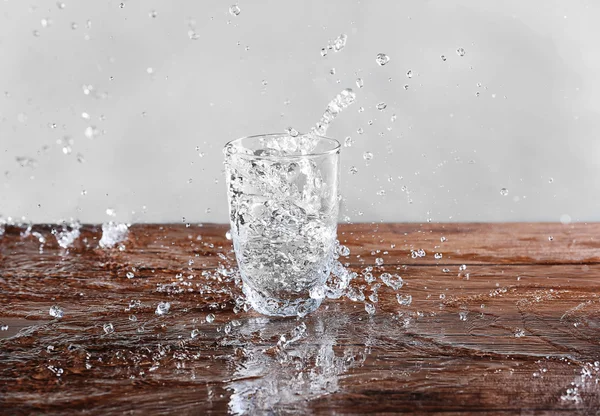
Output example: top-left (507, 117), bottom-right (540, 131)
top-left (1, 223), bottom-right (600, 415)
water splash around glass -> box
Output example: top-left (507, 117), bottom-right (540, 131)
top-left (224, 133), bottom-right (340, 317)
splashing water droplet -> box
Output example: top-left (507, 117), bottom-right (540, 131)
top-left (375, 257), bottom-right (384, 266)
top-left (375, 53), bottom-right (390, 66)
top-left (406, 70), bottom-right (413, 78)
top-left (440, 236), bottom-right (447, 242)
top-left (229, 4), bottom-right (241, 16)
top-left (103, 323), bottom-right (114, 334)
top-left (149, 10), bottom-right (157, 18)
top-left (380, 273), bottom-right (403, 290)
top-left (459, 311), bottom-right (468, 321)
top-left (191, 329), bottom-right (200, 339)
top-left (364, 303), bottom-right (376, 315)
top-left (309, 88), bottom-right (356, 137)
top-left (376, 102), bottom-right (387, 111)
top-left (363, 152), bottom-right (373, 161)
top-left (434, 253), bottom-right (443, 259)
top-left (332, 33), bottom-right (347, 51)
top-left (49, 305), bottom-right (64, 319)
top-left (57, 2), bottom-right (66, 9)
top-left (441, 55), bottom-right (447, 61)
top-left (500, 188), bottom-right (509, 196)
top-left (349, 166), bottom-right (358, 174)
top-left (396, 293), bottom-right (412, 306)
top-left (456, 47), bottom-right (466, 56)
top-left (155, 302), bottom-right (170, 316)
top-left (337, 244), bottom-right (350, 256)
top-left (344, 136), bottom-right (353, 147)
top-left (206, 313), bottom-right (215, 323)
top-left (320, 48), bottom-right (328, 57)
top-left (355, 78), bottom-right (364, 88)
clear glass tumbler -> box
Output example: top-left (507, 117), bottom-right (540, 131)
top-left (224, 133), bottom-right (340, 317)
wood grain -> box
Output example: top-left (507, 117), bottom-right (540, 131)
top-left (1, 223), bottom-right (599, 415)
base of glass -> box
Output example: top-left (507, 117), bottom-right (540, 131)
top-left (242, 283), bottom-right (323, 317)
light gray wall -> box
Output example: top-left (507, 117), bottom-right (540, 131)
top-left (1, 0), bottom-right (599, 224)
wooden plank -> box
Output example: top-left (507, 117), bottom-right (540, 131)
top-left (1, 223), bottom-right (599, 414)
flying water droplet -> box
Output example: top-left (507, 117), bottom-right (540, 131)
top-left (355, 78), bottom-right (364, 88)
top-left (434, 253), bottom-right (443, 259)
top-left (375, 257), bottom-right (384, 266)
top-left (441, 55), bottom-right (447, 61)
top-left (84, 126), bottom-right (99, 139)
top-left (49, 305), bottom-right (64, 318)
top-left (344, 136), bottom-right (353, 147)
top-left (375, 53), bottom-right (390, 66)
top-left (459, 311), bottom-right (468, 321)
top-left (380, 273), bottom-right (403, 290)
top-left (149, 10), bottom-right (157, 18)
top-left (500, 188), bottom-right (509, 196)
top-left (126, 271), bottom-right (134, 279)
top-left (456, 47), bottom-right (466, 56)
top-left (349, 166), bottom-right (358, 174)
top-left (363, 152), bottom-right (373, 161)
top-left (364, 303), bottom-right (376, 315)
top-left (206, 313), bottom-right (215, 323)
top-left (406, 70), bottom-right (413, 78)
top-left (376, 102), bottom-right (387, 111)
top-left (155, 301), bottom-right (170, 316)
top-left (57, 2), bottom-right (66, 9)
top-left (229, 4), bottom-right (241, 16)
top-left (103, 323), bottom-right (114, 334)
top-left (331, 34), bottom-right (347, 52)
top-left (396, 293), bottom-right (412, 306)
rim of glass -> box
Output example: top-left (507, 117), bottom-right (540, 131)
top-left (224, 133), bottom-right (340, 160)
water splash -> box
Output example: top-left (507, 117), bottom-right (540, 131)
top-left (99, 222), bottom-right (129, 249)
top-left (310, 88), bottom-right (357, 137)
top-left (52, 220), bottom-right (81, 249)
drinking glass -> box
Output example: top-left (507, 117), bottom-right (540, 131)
top-left (224, 133), bottom-right (340, 317)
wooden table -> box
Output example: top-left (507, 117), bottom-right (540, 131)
top-left (1, 223), bottom-right (599, 415)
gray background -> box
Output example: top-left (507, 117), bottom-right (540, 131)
top-left (1, 0), bottom-right (598, 224)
